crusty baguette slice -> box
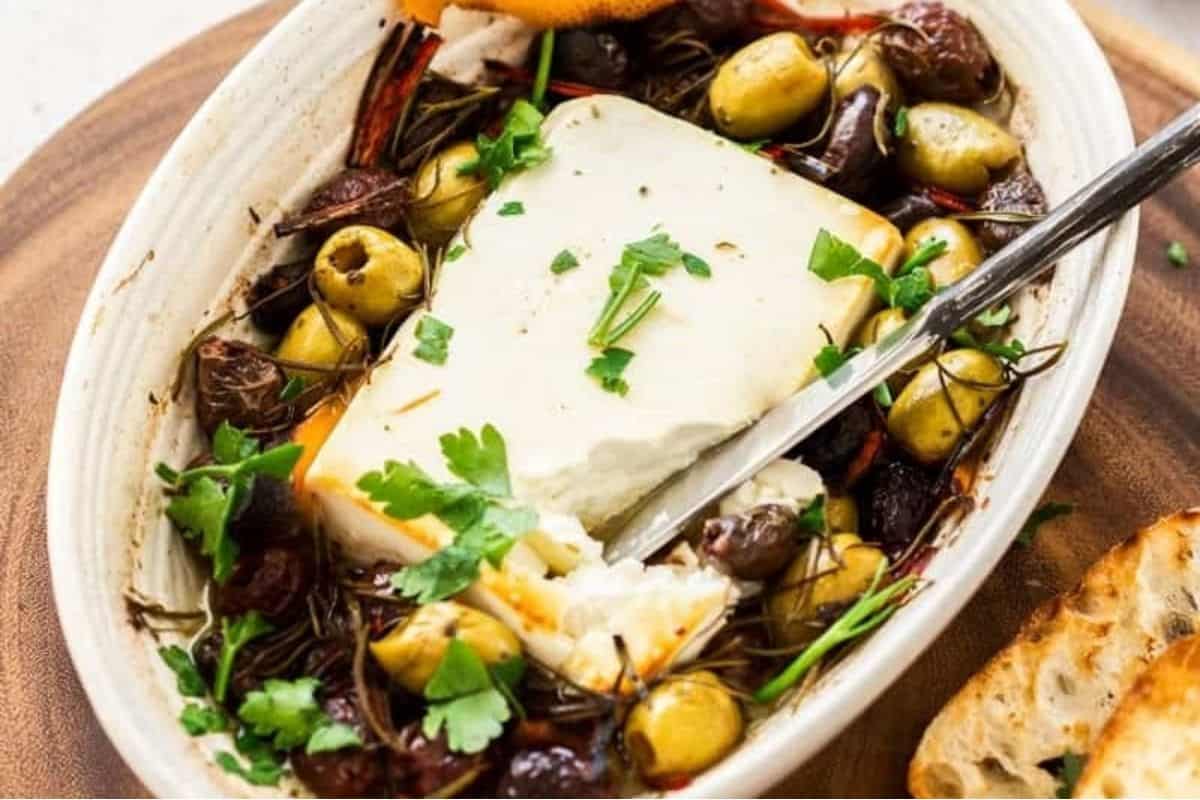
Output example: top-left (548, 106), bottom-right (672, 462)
top-left (909, 509), bottom-right (1200, 798)
top-left (1074, 633), bottom-right (1200, 798)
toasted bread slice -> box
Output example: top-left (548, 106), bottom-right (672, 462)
top-left (1074, 633), bottom-right (1200, 798)
top-left (909, 509), bottom-right (1200, 798)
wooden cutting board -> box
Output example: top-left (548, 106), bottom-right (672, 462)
top-left (0, 1), bottom-right (1195, 796)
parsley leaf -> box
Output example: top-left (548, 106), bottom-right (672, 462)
top-left (589, 233), bottom-right (695, 348)
top-left (894, 105), bottom-right (910, 138)
top-left (797, 495), bottom-right (826, 536)
top-left (180, 703), bottom-right (229, 736)
top-left (439, 424), bottom-right (511, 496)
top-left (550, 249), bottom-right (579, 274)
top-left (974, 304), bottom-right (1013, 328)
top-left (682, 252), bottom-right (712, 278)
top-left (446, 244), bottom-right (468, 262)
top-left (814, 343), bottom-right (860, 379)
top-left (215, 611), bottom-right (274, 702)
top-left (391, 545), bottom-right (483, 604)
top-left (157, 424), bottom-right (303, 583)
top-left (238, 677), bottom-right (326, 750)
top-left (950, 328), bottom-right (1027, 363)
top-left (215, 751), bottom-right (284, 787)
top-left (808, 228), bottom-right (937, 314)
top-left (1167, 241), bottom-right (1190, 268)
top-left (890, 266), bottom-right (936, 313)
top-left (586, 347), bottom-right (635, 396)
top-left (423, 640), bottom-right (516, 754)
top-left (460, 100), bottom-right (550, 190)
top-left (307, 723), bottom-right (363, 755)
top-left (414, 315), bottom-right (454, 366)
top-left (356, 460), bottom-right (477, 520)
top-left (279, 375), bottom-right (306, 402)
top-left (738, 139), bottom-right (770, 154)
top-left (873, 382), bottom-right (895, 408)
top-left (498, 201), bottom-right (525, 217)
top-left (1054, 752), bottom-right (1086, 798)
top-left (1017, 502), bottom-right (1074, 547)
top-left (898, 238), bottom-right (947, 276)
top-left (159, 645), bottom-right (207, 697)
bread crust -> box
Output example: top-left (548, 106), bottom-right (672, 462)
top-left (908, 509), bottom-right (1200, 798)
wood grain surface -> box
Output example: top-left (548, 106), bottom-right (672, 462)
top-left (0, 1), bottom-right (1195, 796)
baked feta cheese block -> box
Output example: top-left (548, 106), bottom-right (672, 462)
top-left (306, 95), bottom-right (901, 691)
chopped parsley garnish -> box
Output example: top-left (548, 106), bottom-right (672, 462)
top-left (156, 423), bottom-right (303, 584)
top-left (498, 201), bottom-right (525, 217)
top-left (215, 750), bottom-right (284, 787)
top-left (755, 561), bottom-right (917, 703)
top-left (358, 425), bottom-right (537, 604)
top-left (952, 328), bottom-right (1027, 362)
top-left (236, 676), bottom-right (361, 755)
top-left (1054, 752), bottom-right (1086, 798)
top-left (807, 228), bottom-right (936, 314)
top-left (446, 244), bottom-right (468, 262)
top-left (423, 639), bottom-right (525, 754)
top-left (898, 237), bottom-right (947, 275)
top-left (1017, 501), bottom-right (1074, 547)
top-left (894, 106), bottom-right (910, 138)
top-left (414, 315), bottom-right (454, 366)
top-left (550, 249), bottom-right (580, 274)
top-left (974, 304), bottom-right (1013, 328)
top-left (279, 375), bottom-right (306, 402)
top-left (459, 99), bottom-right (551, 190)
top-left (682, 252), bottom-right (712, 278)
top-left (873, 382), bottom-right (895, 408)
top-left (1167, 240), bottom-right (1190, 268)
top-left (738, 139), bottom-right (770, 154)
top-left (215, 611), bottom-right (274, 703)
top-left (814, 343), bottom-right (853, 377)
top-left (586, 347), bottom-right (635, 396)
top-left (797, 495), bottom-right (826, 536)
top-left (159, 645), bottom-right (207, 698)
top-left (180, 703), bottom-right (229, 736)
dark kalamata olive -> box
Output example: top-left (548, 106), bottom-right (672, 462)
top-left (678, 0), bottom-right (754, 40)
top-left (878, 192), bottom-right (942, 232)
top-left (880, 2), bottom-right (997, 103)
top-left (292, 749), bottom-right (382, 798)
top-left (194, 337), bottom-right (289, 437)
top-left (211, 544), bottom-right (314, 622)
top-left (556, 29), bottom-right (633, 89)
top-left (387, 723), bottom-right (487, 797)
top-left (865, 460), bottom-right (935, 554)
top-left (275, 167), bottom-right (409, 239)
top-left (227, 477), bottom-right (303, 545)
top-left (975, 168), bottom-right (1048, 251)
top-left (246, 258), bottom-right (313, 335)
top-left (793, 400), bottom-right (875, 481)
top-left (701, 504), bottom-right (800, 580)
top-left (822, 86), bottom-right (889, 200)
top-left (497, 747), bottom-right (610, 799)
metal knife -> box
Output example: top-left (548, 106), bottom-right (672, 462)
top-left (605, 103), bottom-right (1200, 564)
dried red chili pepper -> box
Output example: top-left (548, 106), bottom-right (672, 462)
top-left (844, 428), bottom-right (886, 488)
top-left (924, 185), bottom-right (977, 214)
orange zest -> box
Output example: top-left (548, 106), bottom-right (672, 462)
top-left (402, 0), bottom-right (678, 28)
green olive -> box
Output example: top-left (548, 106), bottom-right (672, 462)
top-left (410, 142), bottom-right (488, 245)
top-left (314, 226), bottom-right (423, 326)
top-left (897, 103), bottom-right (1022, 195)
top-left (825, 495), bottom-right (859, 534)
top-left (624, 671), bottom-right (743, 780)
top-left (887, 349), bottom-right (1005, 464)
top-left (769, 533), bottom-right (887, 647)
top-left (904, 218), bottom-right (983, 289)
top-left (275, 304), bottom-right (368, 381)
top-left (835, 41), bottom-right (902, 105)
top-left (710, 33), bottom-right (829, 140)
top-left (369, 602), bottom-right (521, 695)
top-left (855, 307), bottom-right (909, 350)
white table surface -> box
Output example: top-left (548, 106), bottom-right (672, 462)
top-left (0, 0), bottom-right (1195, 184)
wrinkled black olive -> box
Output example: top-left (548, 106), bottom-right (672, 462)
top-left (865, 460), bottom-right (936, 554)
top-left (557, 29), bottom-right (633, 89)
top-left (292, 748), bottom-right (382, 798)
top-left (701, 504), bottom-right (800, 580)
top-left (793, 400), bottom-right (875, 481)
top-left (880, 2), bottom-right (997, 103)
top-left (211, 544), bottom-right (314, 622)
top-left (275, 167), bottom-right (409, 239)
top-left (822, 86), bottom-right (889, 200)
top-left (387, 723), bottom-right (488, 797)
top-left (194, 337), bottom-right (289, 437)
top-left (975, 168), bottom-right (1048, 251)
top-left (497, 747), bottom-right (610, 799)
top-left (878, 192), bottom-right (941, 232)
top-left (677, 0), bottom-right (754, 40)
top-left (247, 259), bottom-right (312, 335)
top-left (227, 477), bottom-right (303, 545)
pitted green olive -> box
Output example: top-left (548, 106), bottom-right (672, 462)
top-left (905, 218), bottom-right (983, 289)
top-left (897, 103), bottom-right (1021, 195)
top-left (624, 670), bottom-right (743, 780)
top-left (855, 307), bottom-right (909, 350)
top-left (887, 349), bottom-right (1005, 464)
top-left (825, 494), bottom-right (859, 534)
top-left (314, 226), bottom-right (423, 326)
top-left (710, 33), bottom-right (829, 140)
top-left (769, 533), bottom-right (886, 647)
top-left (369, 602), bottom-right (521, 695)
top-left (275, 304), bottom-right (368, 381)
top-left (835, 41), bottom-right (902, 105)
top-left (410, 142), bottom-right (488, 245)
